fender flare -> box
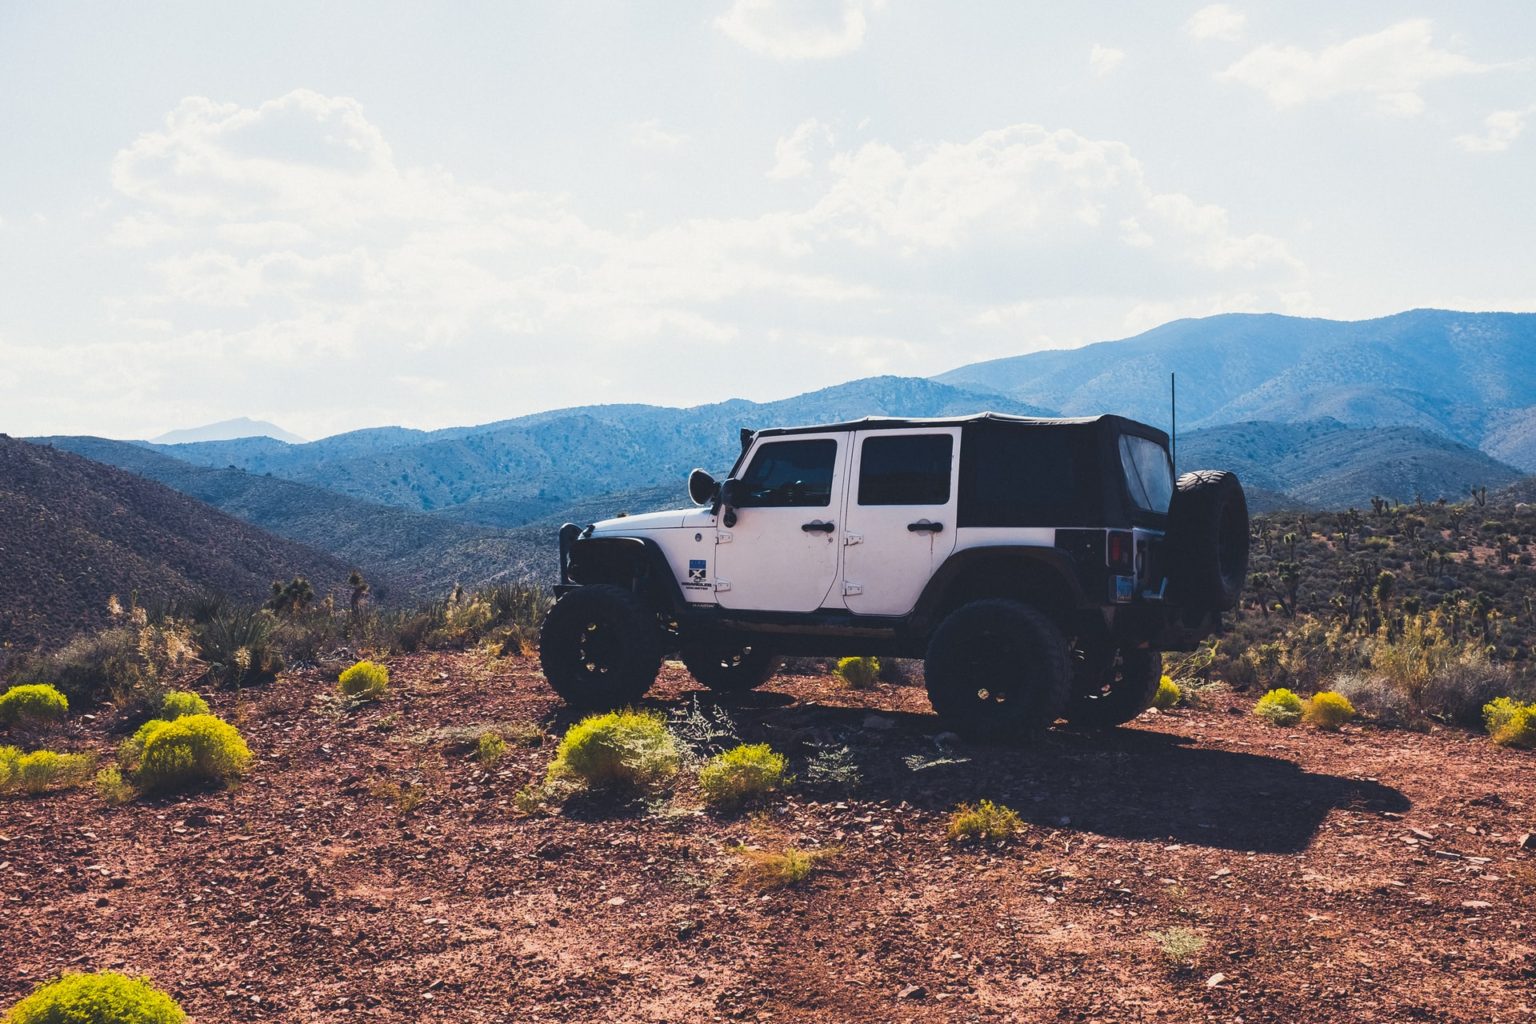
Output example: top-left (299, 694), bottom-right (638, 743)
top-left (564, 535), bottom-right (686, 614)
top-left (911, 545), bottom-right (1090, 633)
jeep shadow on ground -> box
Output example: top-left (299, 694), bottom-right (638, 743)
top-left (670, 686), bottom-right (1411, 855)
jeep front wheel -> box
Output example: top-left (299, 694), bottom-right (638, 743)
top-left (923, 600), bottom-right (1070, 740)
top-left (539, 585), bottom-right (662, 709)
top-left (680, 639), bottom-right (781, 694)
top-left (1064, 646), bottom-right (1162, 728)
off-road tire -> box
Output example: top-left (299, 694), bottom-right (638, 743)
top-left (1167, 469), bottom-right (1249, 611)
top-left (680, 640), bottom-right (781, 694)
top-left (1064, 646), bottom-right (1163, 728)
top-left (923, 600), bottom-right (1071, 740)
top-left (539, 585), bottom-right (662, 709)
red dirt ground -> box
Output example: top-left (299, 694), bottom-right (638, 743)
top-left (3, 655), bottom-right (1533, 1023)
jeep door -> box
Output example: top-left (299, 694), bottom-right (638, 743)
top-left (839, 427), bottom-right (960, 615)
top-left (713, 432), bottom-right (848, 612)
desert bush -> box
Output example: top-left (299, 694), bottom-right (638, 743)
top-left (1483, 697), bottom-right (1536, 749)
top-left (94, 766), bottom-right (134, 804)
top-left (1329, 672), bottom-right (1419, 727)
top-left (834, 656), bottom-right (881, 690)
top-left (1152, 676), bottom-right (1181, 710)
top-left (947, 799), bottom-right (1024, 842)
top-left (698, 743), bottom-right (791, 810)
top-left (545, 709), bottom-right (679, 792)
top-left (731, 845), bottom-right (837, 890)
top-left (16, 614), bottom-right (197, 712)
top-left (2, 971), bottom-right (185, 1023)
top-left (159, 690), bottom-right (209, 720)
top-left (337, 660), bottom-right (389, 701)
top-left (1149, 926), bottom-right (1207, 967)
top-left (803, 742), bottom-right (863, 791)
top-left (476, 731), bottom-right (507, 767)
top-left (0, 684), bottom-right (68, 726)
top-left (196, 606), bottom-right (281, 689)
top-left (1303, 691), bottom-right (1355, 730)
top-left (1253, 688), bottom-right (1304, 726)
top-left (0, 749), bottom-right (96, 795)
top-left (126, 714), bottom-right (252, 794)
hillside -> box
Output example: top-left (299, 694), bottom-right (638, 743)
top-left (123, 377), bottom-right (1057, 520)
top-left (936, 310), bottom-right (1536, 470)
top-left (1178, 419), bottom-right (1525, 507)
top-left (0, 436), bottom-right (355, 650)
top-left (33, 437), bottom-right (574, 597)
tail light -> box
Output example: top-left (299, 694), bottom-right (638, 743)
top-left (1106, 530), bottom-right (1134, 572)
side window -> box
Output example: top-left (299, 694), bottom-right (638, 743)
top-left (1119, 435), bottom-right (1173, 513)
top-left (737, 439), bottom-right (838, 508)
top-left (857, 434), bottom-right (953, 505)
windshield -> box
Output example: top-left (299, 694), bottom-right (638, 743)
top-left (1119, 434), bottom-right (1173, 513)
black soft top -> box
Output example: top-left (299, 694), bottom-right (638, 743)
top-left (749, 412), bottom-right (1168, 447)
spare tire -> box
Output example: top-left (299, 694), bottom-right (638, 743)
top-left (1166, 469), bottom-right (1249, 612)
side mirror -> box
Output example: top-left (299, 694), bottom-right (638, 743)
top-left (687, 468), bottom-right (717, 506)
top-left (718, 478), bottom-right (741, 528)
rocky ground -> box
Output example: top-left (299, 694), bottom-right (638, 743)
top-left (2, 654), bottom-right (1533, 1023)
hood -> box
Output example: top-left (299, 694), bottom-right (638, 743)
top-left (589, 508), bottom-right (698, 533)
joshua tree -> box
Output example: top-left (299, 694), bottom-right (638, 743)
top-left (349, 570), bottom-right (370, 618)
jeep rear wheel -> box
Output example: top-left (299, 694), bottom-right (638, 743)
top-left (539, 585), bottom-right (662, 709)
top-left (923, 600), bottom-right (1070, 740)
top-left (1065, 646), bottom-right (1162, 728)
top-left (680, 639), bottom-right (781, 694)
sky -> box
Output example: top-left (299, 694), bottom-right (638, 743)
top-left (1, 1), bottom-right (1533, 440)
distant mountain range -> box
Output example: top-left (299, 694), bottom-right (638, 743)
top-left (936, 309), bottom-right (1536, 472)
top-left (19, 310), bottom-right (1533, 617)
top-left (0, 436), bottom-right (352, 649)
top-left (151, 417), bottom-right (307, 445)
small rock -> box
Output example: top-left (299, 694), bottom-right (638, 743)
top-left (1408, 827), bottom-right (1435, 841)
top-left (898, 984), bottom-right (926, 1000)
top-left (1205, 973), bottom-right (1227, 989)
top-left (1461, 900), bottom-right (1492, 910)
top-left (1519, 833), bottom-right (1535, 850)
top-left (606, 896), bottom-right (626, 906)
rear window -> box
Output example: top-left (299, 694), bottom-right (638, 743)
top-left (858, 434), bottom-right (953, 505)
top-left (1119, 435), bottom-right (1173, 513)
top-left (737, 439), bottom-right (837, 507)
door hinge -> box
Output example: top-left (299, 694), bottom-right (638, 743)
top-left (714, 579), bottom-right (732, 592)
top-left (716, 533), bottom-right (731, 544)
top-left (843, 532), bottom-right (863, 546)
top-left (842, 581), bottom-right (863, 596)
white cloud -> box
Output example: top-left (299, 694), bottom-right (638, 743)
top-left (1220, 19), bottom-right (1496, 116)
top-left (626, 119), bottom-right (688, 152)
top-left (1184, 4), bottom-right (1246, 43)
top-left (1089, 44), bottom-right (1125, 78)
top-left (7, 91), bottom-right (1307, 436)
top-left (768, 118), bottom-right (835, 178)
top-left (715, 0), bottom-right (886, 60)
top-left (1456, 105), bottom-right (1533, 152)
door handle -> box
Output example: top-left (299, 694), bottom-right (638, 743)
top-left (801, 521), bottom-right (835, 533)
top-left (907, 521), bottom-right (944, 533)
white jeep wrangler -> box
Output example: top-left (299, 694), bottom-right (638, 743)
top-left (539, 413), bottom-right (1248, 738)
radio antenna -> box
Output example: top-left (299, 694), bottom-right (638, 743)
top-left (1170, 371), bottom-right (1177, 476)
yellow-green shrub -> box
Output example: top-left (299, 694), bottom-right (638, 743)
top-left (698, 743), bottom-right (791, 810)
top-left (834, 656), bottom-right (881, 690)
top-left (545, 709), bottom-right (679, 791)
top-left (338, 660), bottom-right (389, 700)
top-left (477, 731), bottom-right (506, 767)
top-left (1303, 691), bottom-right (1355, 730)
top-left (731, 845), bottom-right (837, 889)
top-left (0, 684), bottom-right (68, 726)
top-left (3, 971), bottom-right (185, 1023)
top-left (128, 714), bottom-right (251, 794)
top-left (947, 799), bottom-right (1024, 842)
top-left (1152, 675), bottom-right (1181, 710)
top-left (0, 749), bottom-right (95, 795)
top-left (1483, 697), bottom-right (1536, 749)
top-left (159, 690), bottom-right (210, 720)
top-left (1253, 688), bottom-right (1304, 726)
